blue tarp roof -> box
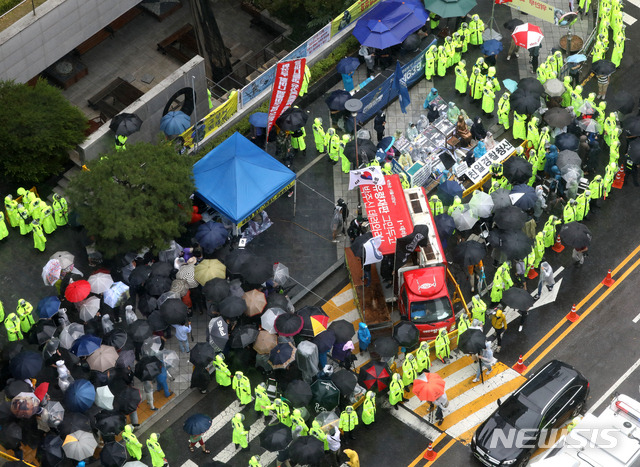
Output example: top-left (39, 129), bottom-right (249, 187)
top-left (192, 132), bottom-right (296, 224)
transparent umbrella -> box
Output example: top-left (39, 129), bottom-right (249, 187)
top-left (95, 386), bottom-right (115, 410)
top-left (142, 336), bottom-right (163, 356)
top-left (273, 263), bottom-right (289, 285)
top-left (452, 205), bottom-right (479, 231)
top-left (59, 323), bottom-right (85, 349)
top-left (314, 410), bottom-right (339, 431)
top-left (468, 191), bottom-right (494, 218)
top-left (159, 349), bottom-right (179, 369)
top-left (261, 307), bottom-right (286, 334)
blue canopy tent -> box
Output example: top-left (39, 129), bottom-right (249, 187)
top-left (192, 132), bottom-right (296, 232)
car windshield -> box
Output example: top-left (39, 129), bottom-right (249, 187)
top-left (497, 396), bottom-right (543, 429)
top-left (410, 297), bottom-right (452, 325)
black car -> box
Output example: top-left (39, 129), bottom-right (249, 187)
top-left (471, 360), bottom-right (589, 467)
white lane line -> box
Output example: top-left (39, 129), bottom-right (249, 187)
top-left (180, 460), bottom-right (199, 467)
top-left (382, 399), bottom-right (442, 440)
top-left (587, 355), bottom-right (640, 415)
top-left (633, 311), bottom-right (640, 323)
top-left (331, 288), bottom-right (355, 307)
top-left (201, 400), bottom-right (242, 443)
top-left (623, 12), bottom-right (637, 25)
top-left (213, 417), bottom-right (268, 462)
top-left (627, 0), bottom-right (640, 9)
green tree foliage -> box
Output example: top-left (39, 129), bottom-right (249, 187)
top-left (0, 79), bottom-right (87, 184)
top-left (66, 142), bottom-right (195, 258)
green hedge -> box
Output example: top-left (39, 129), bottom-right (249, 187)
top-left (0, 0), bottom-right (23, 15)
top-left (196, 35), bottom-right (360, 159)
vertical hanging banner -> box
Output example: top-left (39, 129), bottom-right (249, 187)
top-left (266, 58), bottom-right (307, 134)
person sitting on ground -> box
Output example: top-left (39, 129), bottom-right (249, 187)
top-left (471, 117), bottom-right (487, 141)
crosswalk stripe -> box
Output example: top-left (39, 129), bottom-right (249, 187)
top-left (623, 11), bottom-right (637, 25)
top-left (626, 0), bottom-right (640, 10)
top-left (213, 417), bottom-right (268, 462)
top-left (201, 400), bottom-right (243, 443)
top-left (180, 460), bottom-right (198, 467)
top-left (331, 286), bottom-right (355, 307)
top-left (382, 399), bottom-right (442, 440)
top-left (456, 421), bottom-right (482, 445)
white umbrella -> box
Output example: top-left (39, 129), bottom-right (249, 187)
top-left (452, 206), bottom-right (479, 231)
top-left (273, 263), bottom-right (289, 285)
top-left (468, 191), bottom-right (494, 218)
top-left (59, 323), bottom-right (85, 349)
top-left (42, 259), bottom-right (62, 286)
top-left (78, 296), bottom-right (100, 322)
top-left (62, 430), bottom-right (97, 460)
top-left (261, 307), bottom-right (286, 334)
top-left (88, 273), bottom-right (114, 294)
top-left (50, 251), bottom-right (74, 270)
top-left (86, 345), bottom-right (119, 372)
top-left (95, 386), bottom-right (115, 410)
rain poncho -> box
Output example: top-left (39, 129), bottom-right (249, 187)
top-left (544, 145), bottom-right (559, 174)
top-left (296, 340), bottom-right (320, 383)
top-left (538, 262), bottom-right (555, 287)
top-left (357, 323), bottom-right (371, 351)
top-left (424, 88), bottom-right (438, 108)
top-left (474, 141), bottom-right (487, 159)
top-left (447, 102), bottom-right (461, 123)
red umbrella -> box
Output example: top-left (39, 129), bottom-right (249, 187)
top-left (357, 360), bottom-right (392, 392)
top-left (512, 23), bottom-right (543, 49)
top-left (413, 373), bottom-right (446, 402)
top-left (65, 280), bottom-right (91, 303)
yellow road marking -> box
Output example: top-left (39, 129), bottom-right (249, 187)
top-left (457, 422), bottom-right (482, 445)
top-left (525, 255), bottom-right (640, 374)
top-left (408, 433), bottom-right (447, 467)
top-left (522, 243), bottom-right (640, 362)
top-left (422, 438), bottom-right (457, 465)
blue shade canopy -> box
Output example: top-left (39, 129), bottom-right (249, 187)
top-left (353, 0), bottom-right (429, 48)
top-left (192, 132), bottom-right (296, 225)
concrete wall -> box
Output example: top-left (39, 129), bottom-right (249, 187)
top-left (0, 0), bottom-right (140, 83)
top-left (79, 56), bottom-right (208, 162)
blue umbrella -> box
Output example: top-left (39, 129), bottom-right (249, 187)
top-left (566, 54), bottom-right (587, 63)
top-left (70, 334), bottom-right (102, 357)
top-left (336, 57), bottom-right (361, 75)
top-left (437, 180), bottom-right (464, 205)
top-left (183, 413), bottom-right (212, 435)
top-left (325, 89), bottom-right (351, 111)
top-left (377, 136), bottom-right (395, 152)
top-left (10, 351), bottom-right (43, 380)
top-left (555, 132), bottom-right (580, 151)
top-left (194, 221), bottom-right (228, 254)
top-left (353, 0), bottom-right (429, 48)
top-left (503, 79), bottom-right (518, 93)
top-left (510, 184), bottom-right (537, 211)
top-left (481, 39), bottom-right (503, 56)
top-left (64, 379), bottom-right (95, 412)
top-left (160, 111), bottom-right (191, 136)
top-left (249, 112), bottom-right (268, 128)
top-left (36, 296), bottom-right (61, 319)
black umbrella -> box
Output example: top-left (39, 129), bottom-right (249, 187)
top-left (38, 434), bottom-right (64, 467)
top-left (344, 138), bottom-right (378, 165)
top-left (554, 132), bottom-right (580, 151)
top-left (230, 324), bottom-right (259, 349)
top-left (109, 113), bottom-right (142, 136)
top-left (559, 222), bottom-right (592, 249)
top-left (274, 313), bottom-right (304, 337)
top-left (328, 320), bottom-right (355, 342)
top-left (325, 89), bottom-right (351, 111)
top-left (266, 293), bottom-right (290, 312)
top-left (350, 231), bottom-right (373, 258)
top-left (5, 380), bottom-right (31, 399)
top-left (503, 157), bottom-right (533, 185)
top-left (510, 89), bottom-right (541, 115)
top-left (159, 299), bottom-right (188, 325)
top-left (289, 436), bottom-right (325, 465)
top-left (100, 441), bottom-right (127, 467)
top-left (145, 275), bottom-right (172, 297)
top-left (624, 116), bottom-right (640, 137)
top-left (628, 139), bottom-right (640, 163)
top-left (494, 229), bottom-right (534, 260)
top-left (150, 261), bottom-right (174, 277)
top-left (239, 256), bottom-right (273, 285)
top-left (284, 380), bottom-right (313, 407)
top-left (128, 265), bottom-right (152, 288)
top-left (434, 213), bottom-right (456, 239)
top-left (502, 287), bottom-right (535, 310)
top-left (10, 351), bottom-right (43, 380)
top-left (114, 386), bottom-right (141, 415)
top-left (104, 329), bottom-right (128, 350)
top-left (543, 108), bottom-right (573, 128)
top-left (128, 320), bottom-right (151, 342)
top-left (609, 91), bottom-right (635, 114)
top-left (190, 343), bottom-right (216, 366)
top-left (312, 330), bottom-right (336, 353)
top-left (504, 18), bottom-right (524, 31)
top-left (517, 78), bottom-right (544, 96)
top-left (393, 321), bottom-right (420, 348)
top-left (260, 423), bottom-right (293, 452)
top-left (371, 336), bottom-right (399, 359)
top-left (268, 342), bottom-right (296, 369)
top-left (331, 369), bottom-right (358, 395)
top-left (0, 401), bottom-right (14, 424)
top-left (58, 412), bottom-right (91, 437)
top-left (208, 317), bottom-right (229, 352)
top-left (29, 320), bottom-right (57, 345)
top-left (276, 107), bottom-right (308, 132)
top-left (591, 59), bottom-right (616, 76)
top-left (115, 349), bottom-right (135, 369)
top-left (557, 150), bottom-right (582, 171)
top-left (457, 328), bottom-right (486, 354)
top-left (147, 311), bottom-right (168, 332)
top-left (134, 356), bottom-right (162, 381)
top-left (510, 184), bottom-right (537, 211)
top-left (2, 341), bottom-right (28, 362)
top-left (358, 360), bottom-right (392, 392)
top-left (203, 278), bottom-right (230, 303)
top-left (95, 410), bottom-right (126, 435)
top-left (219, 295), bottom-right (247, 319)
top-left (224, 249), bottom-right (255, 275)
top-left (452, 241), bottom-right (486, 267)
top-left (493, 206), bottom-right (528, 230)
top-left (402, 33), bottom-right (421, 51)
top-left (0, 422), bottom-right (22, 449)
top-left (311, 379), bottom-right (341, 411)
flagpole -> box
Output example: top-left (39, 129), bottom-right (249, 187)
top-left (346, 99), bottom-right (364, 217)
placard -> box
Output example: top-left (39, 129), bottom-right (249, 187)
top-left (464, 139), bottom-right (516, 183)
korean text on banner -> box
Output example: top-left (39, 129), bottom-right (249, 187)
top-left (331, 0), bottom-right (383, 37)
top-left (266, 58), bottom-right (307, 134)
top-left (348, 166), bottom-right (385, 190)
top-left (360, 174), bottom-right (413, 255)
top-left (307, 23), bottom-right (332, 56)
top-left (180, 91), bottom-right (238, 149)
top-left (465, 139), bottom-right (516, 183)
top-left (507, 0), bottom-right (556, 24)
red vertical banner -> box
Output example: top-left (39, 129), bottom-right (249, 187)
top-left (266, 58), bottom-right (306, 134)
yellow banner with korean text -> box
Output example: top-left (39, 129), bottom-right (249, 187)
top-left (180, 90), bottom-right (238, 149)
top-left (331, 0), bottom-right (383, 37)
top-left (507, 0), bottom-right (557, 24)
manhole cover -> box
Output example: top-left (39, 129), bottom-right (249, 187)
top-left (55, 60), bottom-right (73, 75)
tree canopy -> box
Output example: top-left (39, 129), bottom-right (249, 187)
top-left (66, 142), bottom-right (195, 258)
top-left (0, 79), bottom-right (87, 184)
